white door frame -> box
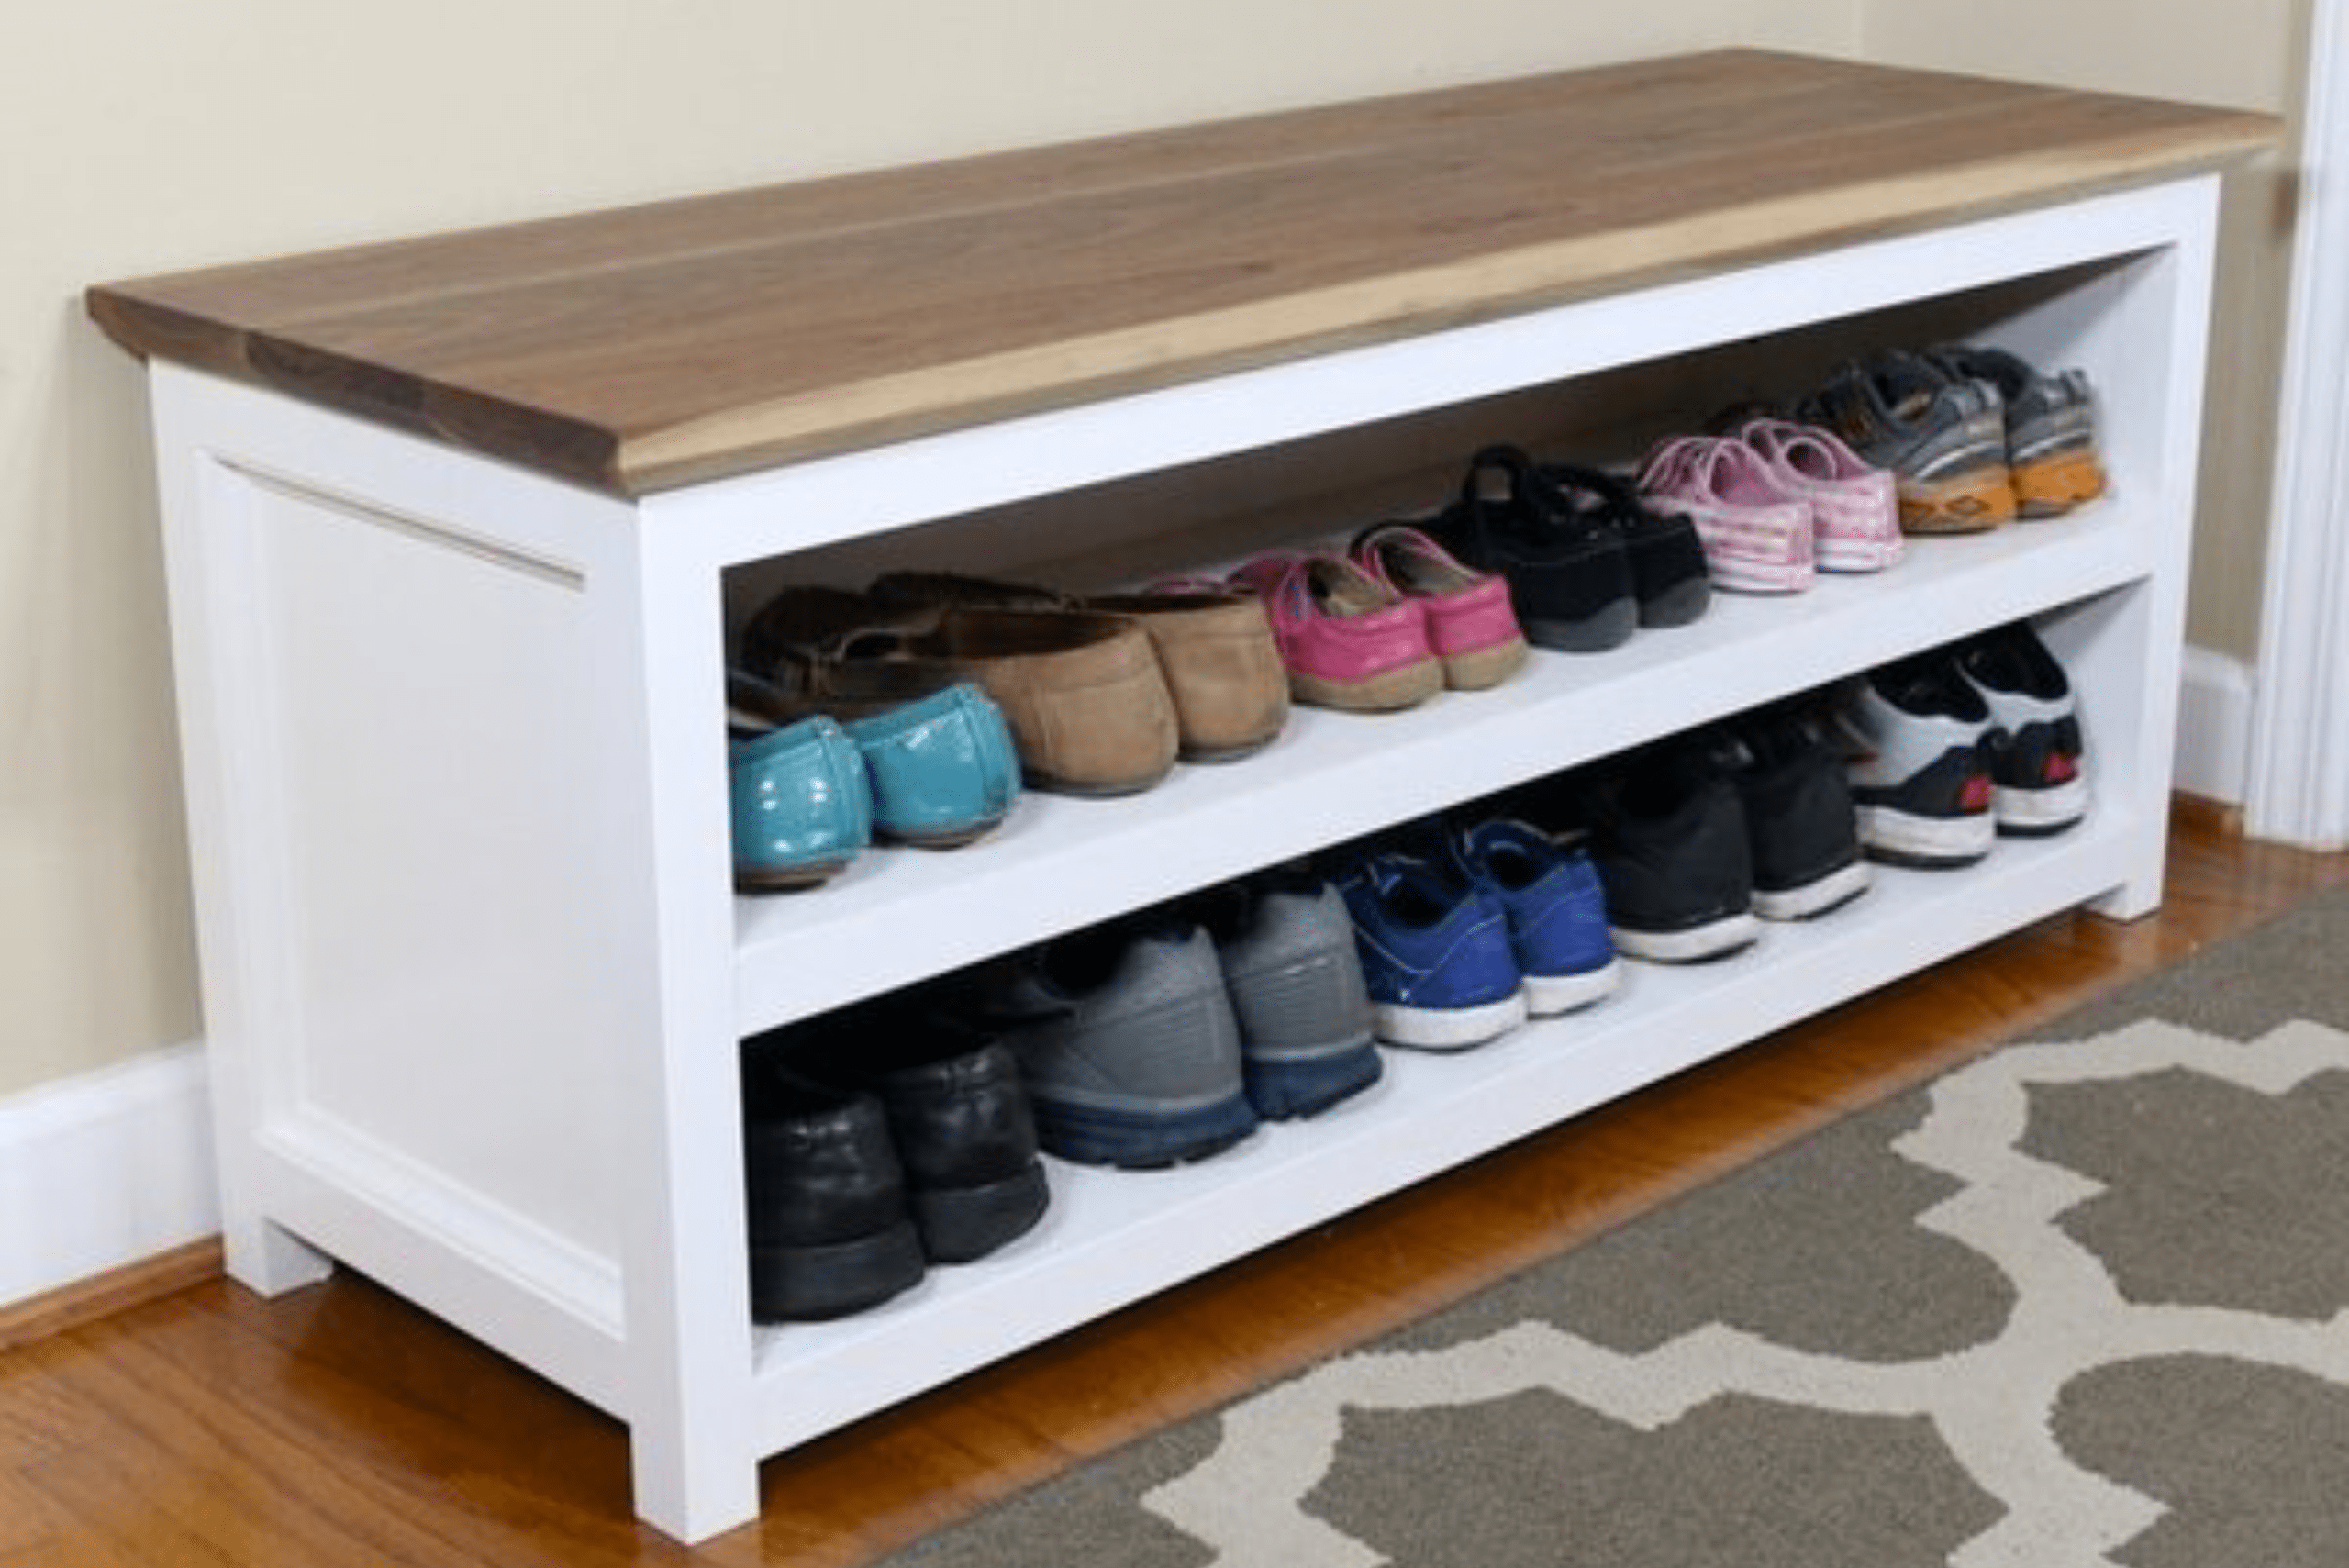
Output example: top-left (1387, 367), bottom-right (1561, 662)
top-left (2248, 0), bottom-right (2349, 849)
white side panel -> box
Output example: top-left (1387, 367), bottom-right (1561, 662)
top-left (147, 366), bottom-right (654, 1407)
top-left (233, 470), bottom-right (623, 1264)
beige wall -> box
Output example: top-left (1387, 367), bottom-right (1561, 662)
top-left (0, 2), bottom-right (2299, 1099)
top-left (1861, 0), bottom-right (2310, 661)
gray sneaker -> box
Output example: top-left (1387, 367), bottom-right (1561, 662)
top-left (1926, 344), bottom-right (2107, 517)
top-left (1798, 350), bottom-right (2016, 534)
top-left (1194, 873), bottom-right (1382, 1120)
top-left (974, 921), bottom-right (1259, 1168)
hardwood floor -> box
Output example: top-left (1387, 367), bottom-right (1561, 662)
top-left (6, 801), bottom-right (2343, 1567)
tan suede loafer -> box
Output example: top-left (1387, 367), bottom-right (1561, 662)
top-left (742, 584), bottom-right (1179, 796)
top-left (869, 572), bottom-right (1287, 764)
top-left (1088, 587), bottom-right (1288, 762)
top-left (911, 606), bottom-right (1179, 796)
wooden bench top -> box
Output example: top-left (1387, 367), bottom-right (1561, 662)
top-left (86, 49), bottom-right (2274, 498)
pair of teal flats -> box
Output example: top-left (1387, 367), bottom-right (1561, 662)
top-left (729, 675), bottom-right (1022, 891)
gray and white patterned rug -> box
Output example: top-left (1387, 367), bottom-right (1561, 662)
top-left (880, 882), bottom-right (2349, 1568)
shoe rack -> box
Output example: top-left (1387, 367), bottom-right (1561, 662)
top-left (87, 51), bottom-right (2271, 1542)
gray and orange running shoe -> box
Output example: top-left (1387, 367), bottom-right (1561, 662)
top-left (1927, 344), bottom-right (2108, 518)
top-left (1798, 350), bottom-right (2016, 534)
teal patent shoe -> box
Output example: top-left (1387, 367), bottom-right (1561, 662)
top-left (729, 715), bottom-right (873, 892)
top-left (843, 684), bottom-right (1021, 848)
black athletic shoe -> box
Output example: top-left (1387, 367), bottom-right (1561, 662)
top-left (1564, 740), bottom-right (1761, 963)
top-left (1422, 446), bottom-right (1641, 652)
top-left (1723, 708), bottom-right (1872, 920)
top-left (1828, 652), bottom-right (1998, 868)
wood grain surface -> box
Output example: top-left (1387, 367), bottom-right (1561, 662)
top-left (84, 50), bottom-right (2272, 496)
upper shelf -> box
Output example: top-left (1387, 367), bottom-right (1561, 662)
top-left (85, 50), bottom-right (2273, 498)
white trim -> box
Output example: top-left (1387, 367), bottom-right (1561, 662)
top-left (2248, 0), bottom-right (2349, 850)
top-left (0, 1045), bottom-right (219, 1308)
top-left (2176, 644), bottom-right (2257, 806)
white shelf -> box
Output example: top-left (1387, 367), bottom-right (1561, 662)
top-left (731, 501), bottom-right (2147, 1033)
top-left (748, 815), bottom-right (2143, 1450)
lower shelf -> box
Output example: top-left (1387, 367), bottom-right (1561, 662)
top-left (746, 805), bottom-right (2155, 1454)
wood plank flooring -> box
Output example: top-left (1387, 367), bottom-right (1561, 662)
top-left (5, 799), bottom-right (2343, 1567)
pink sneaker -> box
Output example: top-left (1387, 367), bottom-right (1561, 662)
top-left (1733, 417), bottom-right (1903, 573)
top-left (1637, 436), bottom-right (1815, 594)
top-left (1350, 523), bottom-right (1528, 690)
top-left (1227, 552), bottom-right (1443, 712)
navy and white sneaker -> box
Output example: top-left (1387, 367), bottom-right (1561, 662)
top-left (1448, 817), bottom-right (1621, 1015)
top-left (1335, 851), bottom-right (1527, 1051)
top-left (1953, 620), bottom-right (2088, 836)
top-left (1830, 654), bottom-right (1997, 868)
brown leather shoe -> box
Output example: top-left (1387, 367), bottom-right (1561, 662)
top-left (740, 584), bottom-right (954, 717)
top-left (1088, 587), bottom-right (1288, 762)
top-left (741, 584), bottom-right (1179, 796)
top-left (911, 606), bottom-right (1179, 796)
top-left (869, 572), bottom-right (1287, 763)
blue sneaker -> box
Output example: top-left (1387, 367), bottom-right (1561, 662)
top-left (1450, 818), bottom-right (1621, 1016)
top-left (1336, 851), bottom-right (1526, 1051)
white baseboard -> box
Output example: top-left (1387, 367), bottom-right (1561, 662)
top-left (0, 1042), bottom-right (219, 1308)
top-left (2174, 644), bottom-right (2255, 806)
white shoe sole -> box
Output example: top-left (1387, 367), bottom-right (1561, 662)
top-left (1752, 858), bottom-right (1874, 921)
top-left (1372, 989), bottom-right (1529, 1051)
top-left (1856, 803), bottom-right (1996, 867)
top-left (1521, 958), bottom-right (1624, 1016)
top-left (1995, 776), bottom-right (2088, 836)
top-left (1611, 910), bottom-right (1763, 964)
